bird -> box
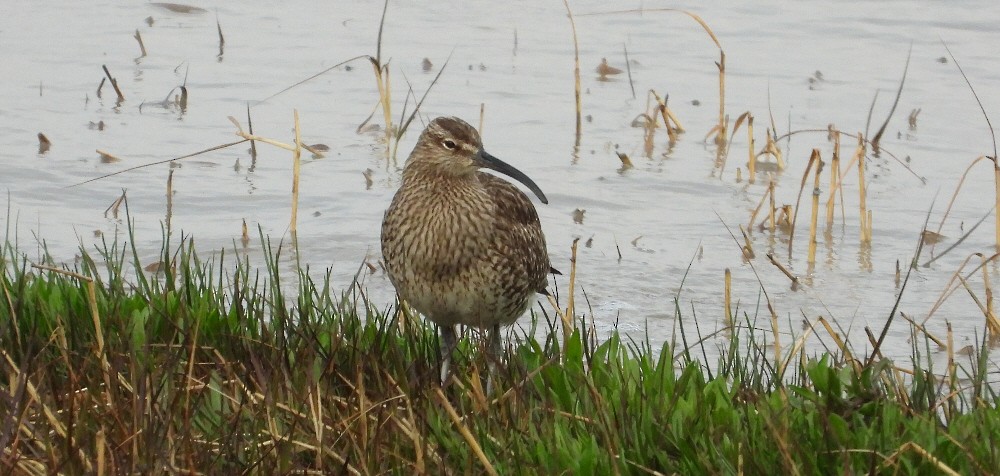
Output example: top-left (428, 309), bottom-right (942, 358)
top-left (596, 58), bottom-right (623, 79)
top-left (381, 116), bottom-right (552, 390)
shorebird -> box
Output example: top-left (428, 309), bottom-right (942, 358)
top-left (381, 116), bottom-right (551, 388)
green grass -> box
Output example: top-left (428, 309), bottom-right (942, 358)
top-left (1, 227), bottom-right (998, 475)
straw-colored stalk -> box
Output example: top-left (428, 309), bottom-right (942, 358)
top-left (724, 268), bottom-right (732, 327)
top-left (166, 169), bottom-right (174, 235)
top-left (370, 60), bottom-right (393, 157)
top-left (747, 114), bottom-right (756, 184)
top-left (562, 0), bottom-right (582, 143)
top-left (433, 388), bottom-right (498, 476)
top-left (768, 176), bottom-right (776, 231)
top-left (923, 252), bottom-right (1000, 324)
top-left (994, 161), bottom-right (1000, 248)
top-left (825, 132), bottom-right (841, 227)
top-left (807, 149), bottom-right (823, 264)
top-left (564, 238), bottom-right (580, 343)
top-left (291, 110), bottom-right (302, 236)
top-left (134, 29), bottom-right (147, 57)
top-left (766, 253), bottom-right (798, 287)
top-left (855, 133), bottom-right (870, 242)
top-left (716, 51), bottom-right (726, 145)
top-left (738, 225), bottom-right (754, 260)
top-left (928, 156), bottom-right (989, 256)
top-left (980, 255), bottom-right (1000, 336)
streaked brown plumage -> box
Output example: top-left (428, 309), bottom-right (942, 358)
top-left (381, 116), bottom-right (551, 386)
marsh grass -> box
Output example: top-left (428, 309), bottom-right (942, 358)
top-left (1, 222), bottom-right (999, 474)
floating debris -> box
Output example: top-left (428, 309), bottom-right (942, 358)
top-left (151, 3), bottom-right (208, 14)
top-left (422, 57), bottom-right (433, 72)
top-left (363, 168), bottom-right (374, 190)
top-left (37, 133), bottom-right (51, 154)
top-left (572, 209), bottom-right (586, 224)
top-left (96, 149), bottom-right (120, 163)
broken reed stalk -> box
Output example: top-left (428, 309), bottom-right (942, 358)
top-left (747, 114), bottom-right (756, 184)
top-left (995, 160), bottom-right (1000, 248)
top-left (101, 64), bottom-right (125, 101)
top-left (808, 150), bottom-right (823, 264)
top-left (724, 268), bottom-right (732, 327)
top-left (623, 43), bottom-right (636, 99)
top-left (923, 252), bottom-right (1000, 324)
top-left (856, 133), bottom-right (870, 242)
top-left (564, 238), bottom-right (580, 343)
top-left (134, 30), bottom-right (147, 57)
top-left (166, 169), bottom-right (174, 235)
top-left (787, 150), bottom-right (822, 257)
top-left (826, 132), bottom-right (842, 227)
top-left (768, 177), bottom-right (776, 231)
top-left (370, 58), bottom-right (393, 158)
top-left (291, 110), bottom-right (302, 236)
top-left (716, 51), bottom-right (726, 145)
top-left (767, 256), bottom-right (790, 285)
top-left (980, 256), bottom-right (1000, 336)
top-left (562, 0), bottom-right (582, 145)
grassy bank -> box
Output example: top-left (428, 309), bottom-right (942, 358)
top-left (1, 231), bottom-right (998, 475)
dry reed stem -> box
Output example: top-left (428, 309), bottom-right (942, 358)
top-left (739, 225), bottom-right (754, 260)
top-left (433, 388), bottom-right (498, 476)
top-left (923, 252), bottom-right (1000, 324)
top-left (955, 275), bottom-right (1000, 338)
top-left (777, 317), bottom-right (816, 378)
top-left (930, 155), bottom-right (989, 255)
top-left (768, 177), bottom-right (776, 231)
top-left (564, 238), bottom-right (581, 343)
top-left (747, 114), bottom-right (756, 184)
top-left (724, 268), bottom-right (732, 327)
top-left (882, 442), bottom-right (961, 476)
top-left (898, 313), bottom-right (946, 348)
top-left (623, 43), bottom-right (636, 99)
top-left (291, 110), bottom-right (302, 236)
top-left (807, 150), bottom-right (823, 264)
top-left (101, 65), bottom-right (124, 101)
top-left (825, 132), bottom-right (842, 228)
top-left (746, 183), bottom-right (772, 232)
top-left (133, 29), bottom-right (147, 57)
top-left (766, 253), bottom-right (798, 287)
top-left (981, 260), bottom-right (1000, 335)
top-left (166, 169), bottom-right (174, 233)
top-left (562, 0), bottom-right (582, 144)
top-left (787, 150), bottom-right (821, 256)
top-left (994, 163), bottom-right (1000, 248)
top-left (852, 134), bottom-right (870, 242)
top-left (715, 51), bottom-right (726, 145)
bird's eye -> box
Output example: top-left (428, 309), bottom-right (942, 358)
top-left (442, 139), bottom-right (457, 150)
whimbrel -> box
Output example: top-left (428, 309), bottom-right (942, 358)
top-left (381, 116), bottom-right (552, 387)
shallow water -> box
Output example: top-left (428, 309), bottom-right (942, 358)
top-left (2, 1), bottom-right (999, 367)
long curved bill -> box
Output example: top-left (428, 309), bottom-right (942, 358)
top-left (477, 149), bottom-right (549, 204)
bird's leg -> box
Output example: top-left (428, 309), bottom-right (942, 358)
top-left (485, 324), bottom-right (501, 396)
top-left (439, 325), bottom-right (457, 385)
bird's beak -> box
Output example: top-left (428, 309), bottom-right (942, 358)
top-left (476, 149), bottom-right (549, 204)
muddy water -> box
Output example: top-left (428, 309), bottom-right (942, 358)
top-left (2, 1), bottom-right (999, 366)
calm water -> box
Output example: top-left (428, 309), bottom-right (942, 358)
top-left (2, 1), bottom-right (999, 367)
